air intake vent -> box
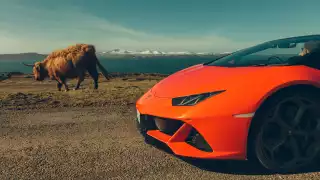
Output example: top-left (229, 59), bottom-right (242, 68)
top-left (153, 117), bottom-right (184, 135)
top-left (185, 127), bottom-right (213, 152)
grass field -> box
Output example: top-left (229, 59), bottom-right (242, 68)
top-left (0, 74), bottom-right (162, 110)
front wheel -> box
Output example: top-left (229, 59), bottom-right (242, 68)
top-left (252, 89), bottom-right (320, 173)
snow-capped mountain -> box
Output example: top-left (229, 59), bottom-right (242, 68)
top-left (97, 49), bottom-right (218, 56)
top-left (101, 49), bottom-right (135, 54)
top-left (139, 50), bottom-right (164, 55)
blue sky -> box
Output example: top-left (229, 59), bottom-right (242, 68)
top-left (0, 0), bottom-right (319, 53)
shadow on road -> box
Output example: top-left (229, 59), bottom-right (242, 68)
top-left (147, 137), bottom-right (320, 176)
top-left (178, 157), bottom-right (320, 176)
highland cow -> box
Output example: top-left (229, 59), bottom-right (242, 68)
top-left (23, 44), bottom-right (110, 91)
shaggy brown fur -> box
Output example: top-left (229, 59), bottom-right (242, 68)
top-left (23, 44), bottom-right (110, 91)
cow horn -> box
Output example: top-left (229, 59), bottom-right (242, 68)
top-left (22, 62), bottom-right (34, 67)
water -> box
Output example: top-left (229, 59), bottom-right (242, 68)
top-left (0, 56), bottom-right (218, 75)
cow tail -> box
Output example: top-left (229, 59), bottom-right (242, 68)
top-left (95, 56), bottom-right (111, 80)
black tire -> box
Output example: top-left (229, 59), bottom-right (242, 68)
top-left (249, 87), bottom-right (320, 173)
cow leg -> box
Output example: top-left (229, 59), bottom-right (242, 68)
top-left (56, 77), bottom-right (69, 92)
top-left (57, 82), bottom-right (62, 91)
top-left (87, 67), bottom-right (99, 89)
top-left (74, 72), bottom-right (85, 90)
top-left (62, 80), bottom-right (69, 92)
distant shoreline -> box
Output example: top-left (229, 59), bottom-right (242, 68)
top-left (0, 52), bottom-right (225, 61)
top-left (0, 71), bottom-right (170, 79)
top-left (0, 54), bottom-right (219, 77)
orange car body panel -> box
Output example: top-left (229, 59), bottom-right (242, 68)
top-left (136, 63), bottom-right (320, 160)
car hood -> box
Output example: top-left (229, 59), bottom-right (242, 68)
top-left (151, 64), bottom-right (264, 98)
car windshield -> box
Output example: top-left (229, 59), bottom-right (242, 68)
top-left (205, 35), bottom-right (320, 67)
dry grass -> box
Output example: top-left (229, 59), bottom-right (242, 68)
top-left (0, 75), bottom-right (162, 110)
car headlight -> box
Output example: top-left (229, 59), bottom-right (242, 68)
top-left (171, 90), bottom-right (226, 106)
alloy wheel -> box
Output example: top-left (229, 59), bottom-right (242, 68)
top-left (256, 95), bottom-right (320, 172)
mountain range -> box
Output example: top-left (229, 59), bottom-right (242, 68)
top-left (0, 53), bottom-right (47, 61)
top-left (98, 49), bottom-right (230, 56)
top-left (0, 49), bottom-right (231, 61)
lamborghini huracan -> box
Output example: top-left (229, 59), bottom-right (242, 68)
top-left (135, 35), bottom-right (320, 173)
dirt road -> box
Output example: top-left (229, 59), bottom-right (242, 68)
top-left (0, 75), bottom-right (319, 179)
top-left (0, 107), bottom-right (319, 180)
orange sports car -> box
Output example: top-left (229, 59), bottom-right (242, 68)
top-left (135, 35), bottom-right (320, 173)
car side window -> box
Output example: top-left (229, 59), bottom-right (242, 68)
top-left (237, 43), bottom-right (305, 65)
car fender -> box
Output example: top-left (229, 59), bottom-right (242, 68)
top-left (254, 79), bottom-right (320, 113)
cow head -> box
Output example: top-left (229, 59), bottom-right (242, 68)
top-left (22, 62), bottom-right (47, 81)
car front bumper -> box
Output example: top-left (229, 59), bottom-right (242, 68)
top-left (135, 107), bottom-right (253, 160)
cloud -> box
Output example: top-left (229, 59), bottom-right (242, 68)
top-left (0, 3), bottom-right (259, 54)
